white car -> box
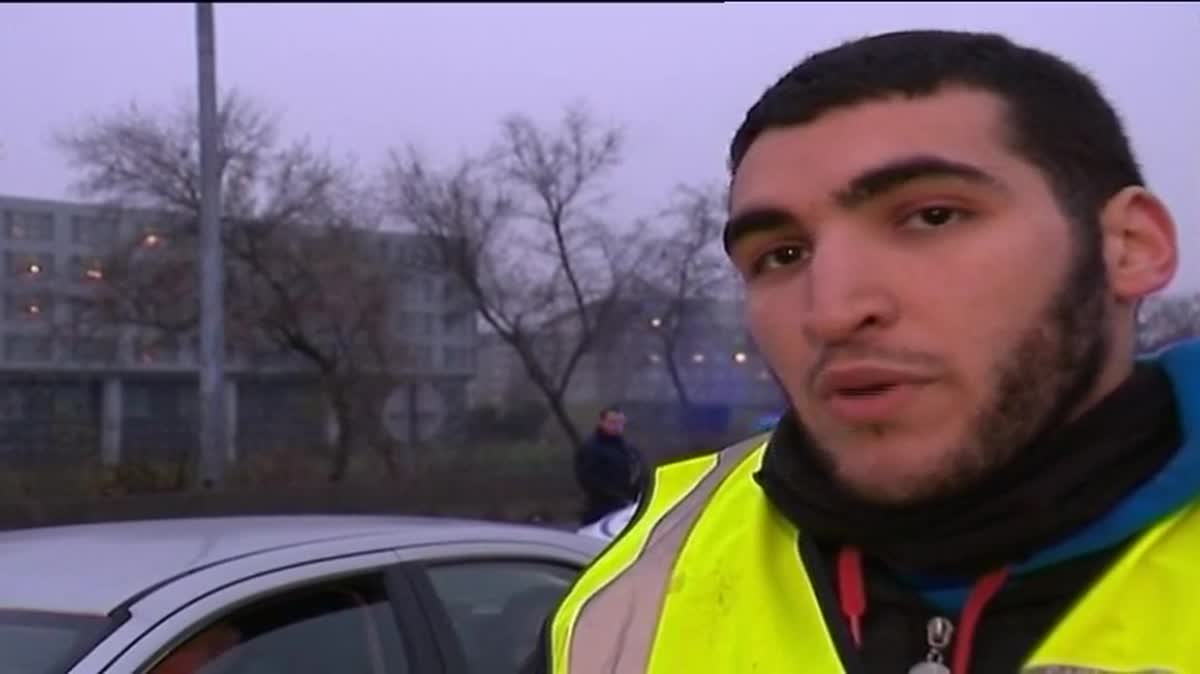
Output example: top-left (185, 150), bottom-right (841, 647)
top-left (575, 503), bottom-right (637, 542)
top-left (0, 515), bottom-right (604, 674)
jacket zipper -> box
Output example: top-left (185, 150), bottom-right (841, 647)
top-left (908, 616), bottom-right (953, 673)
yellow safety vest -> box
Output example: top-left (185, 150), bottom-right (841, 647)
top-left (549, 435), bottom-right (1200, 674)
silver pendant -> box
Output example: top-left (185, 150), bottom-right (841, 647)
top-left (908, 662), bottom-right (951, 674)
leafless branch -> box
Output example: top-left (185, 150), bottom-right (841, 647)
top-left (384, 106), bottom-right (631, 449)
top-left (56, 91), bottom-right (407, 481)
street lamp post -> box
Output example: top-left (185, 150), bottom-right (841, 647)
top-left (195, 2), bottom-right (227, 488)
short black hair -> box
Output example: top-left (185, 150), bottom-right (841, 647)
top-left (729, 30), bottom-right (1145, 228)
top-left (599, 405), bottom-right (624, 419)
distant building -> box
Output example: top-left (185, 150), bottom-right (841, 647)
top-left (0, 194), bottom-right (475, 464)
top-left (469, 295), bottom-right (785, 444)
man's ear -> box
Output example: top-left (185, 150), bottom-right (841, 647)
top-left (1099, 186), bottom-right (1179, 302)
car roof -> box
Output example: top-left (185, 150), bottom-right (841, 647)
top-left (0, 515), bottom-right (600, 617)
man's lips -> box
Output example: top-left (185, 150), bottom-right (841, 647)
top-left (815, 364), bottom-right (936, 423)
top-left (816, 364), bottom-right (936, 397)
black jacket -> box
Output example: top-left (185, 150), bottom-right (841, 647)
top-left (573, 431), bottom-right (643, 505)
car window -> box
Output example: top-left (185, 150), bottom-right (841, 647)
top-left (145, 573), bottom-right (410, 674)
top-left (0, 610), bottom-right (110, 674)
top-left (425, 561), bottom-right (577, 674)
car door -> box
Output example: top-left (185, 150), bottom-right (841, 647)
top-left (399, 554), bottom-right (583, 674)
top-left (90, 551), bottom-right (444, 674)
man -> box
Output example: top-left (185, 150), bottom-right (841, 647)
top-left (573, 406), bottom-right (644, 525)
top-left (532, 29), bottom-right (1200, 673)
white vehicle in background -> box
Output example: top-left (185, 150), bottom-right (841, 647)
top-left (576, 503), bottom-right (637, 542)
top-left (576, 420), bottom-right (784, 545)
top-left (0, 515), bottom-right (604, 674)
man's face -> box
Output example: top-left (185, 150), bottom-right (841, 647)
top-left (600, 411), bottom-right (626, 435)
top-left (727, 88), bottom-right (1113, 504)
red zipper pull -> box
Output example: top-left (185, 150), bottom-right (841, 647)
top-left (836, 547), bottom-right (866, 647)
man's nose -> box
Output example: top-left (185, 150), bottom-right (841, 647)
top-left (800, 234), bottom-right (899, 345)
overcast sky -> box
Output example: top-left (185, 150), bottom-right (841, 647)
top-left (3, 2), bottom-right (1198, 289)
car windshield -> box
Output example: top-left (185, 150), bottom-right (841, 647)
top-left (0, 610), bottom-right (111, 674)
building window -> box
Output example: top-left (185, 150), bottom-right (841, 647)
top-left (401, 276), bottom-right (440, 305)
top-left (70, 255), bottom-right (106, 282)
top-left (6, 251), bottom-right (55, 280)
top-left (4, 293), bottom-right (52, 321)
top-left (3, 334), bottom-right (52, 362)
top-left (397, 312), bottom-right (435, 337)
top-left (133, 335), bottom-right (179, 364)
top-left (52, 387), bottom-right (90, 418)
top-left (442, 311), bottom-right (473, 336)
top-left (441, 281), bottom-right (470, 305)
top-left (177, 388), bottom-right (198, 417)
top-left (395, 242), bottom-right (433, 267)
top-left (0, 388), bottom-right (25, 421)
top-left (3, 210), bottom-right (55, 241)
top-left (64, 296), bottom-right (105, 324)
top-left (71, 214), bottom-right (118, 246)
top-left (441, 346), bottom-right (474, 370)
top-left (125, 387), bottom-right (152, 419)
top-left (408, 345), bottom-right (432, 365)
top-left (71, 337), bottom-right (118, 363)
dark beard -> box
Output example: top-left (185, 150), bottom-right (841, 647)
top-left (922, 226), bottom-right (1111, 502)
top-left (805, 226), bottom-right (1112, 504)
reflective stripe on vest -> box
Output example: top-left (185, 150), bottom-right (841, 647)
top-left (550, 436), bottom-right (1200, 673)
top-left (550, 435), bottom-right (767, 674)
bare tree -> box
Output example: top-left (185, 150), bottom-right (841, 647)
top-left (635, 184), bottom-right (737, 408)
top-left (385, 105), bottom-right (644, 450)
top-left (223, 205), bottom-right (409, 482)
top-left (57, 92), bottom-right (407, 482)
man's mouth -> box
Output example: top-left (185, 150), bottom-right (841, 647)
top-left (836, 382), bottom-right (901, 398)
top-left (816, 365), bottom-right (934, 423)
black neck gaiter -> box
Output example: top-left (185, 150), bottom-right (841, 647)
top-left (755, 363), bottom-right (1181, 576)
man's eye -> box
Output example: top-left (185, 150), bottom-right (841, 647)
top-left (901, 206), bottom-right (969, 229)
top-left (751, 244), bottom-right (809, 276)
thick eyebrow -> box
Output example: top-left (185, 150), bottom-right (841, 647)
top-left (723, 207), bottom-right (797, 255)
top-left (723, 155), bottom-right (1008, 255)
top-left (834, 155), bottom-right (1009, 209)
